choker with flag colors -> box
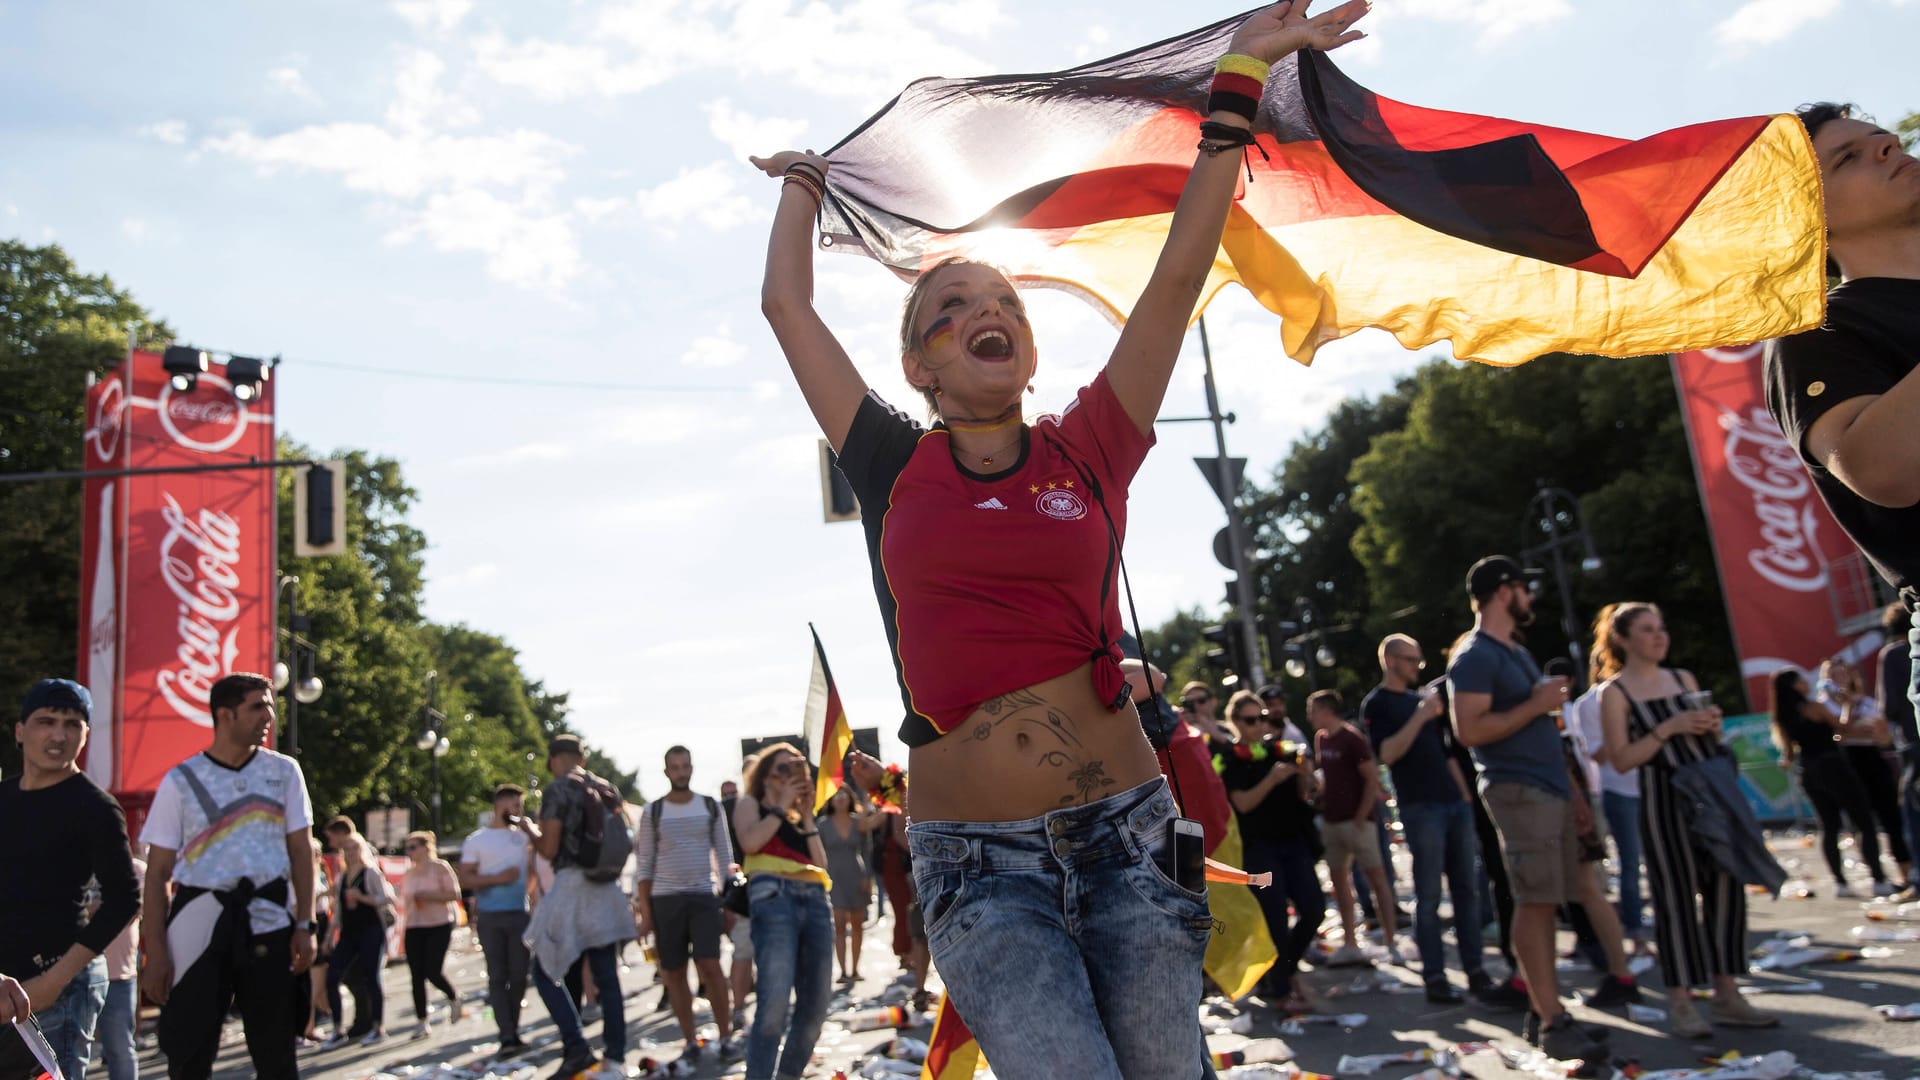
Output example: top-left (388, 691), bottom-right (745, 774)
top-left (809, 8), bottom-right (1824, 366)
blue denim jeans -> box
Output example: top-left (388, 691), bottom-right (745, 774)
top-left (38, 956), bottom-right (108, 1080)
top-left (96, 977), bottom-right (138, 1080)
top-left (907, 777), bottom-right (1213, 1080)
top-left (1601, 791), bottom-right (1646, 932)
top-left (532, 943), bottom-right (624, 1063)
top-left (1399, 800), bottom-right (1484, 985)
top-left (745, 876), bottom-right (834, 1080)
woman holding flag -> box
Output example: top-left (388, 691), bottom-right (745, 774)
top-left (755, 2), bottom-right (1368, 1075)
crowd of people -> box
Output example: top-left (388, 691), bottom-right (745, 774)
top-left (4, 2), bottom-right (1919, 1079)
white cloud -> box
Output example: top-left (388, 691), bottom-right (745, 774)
top-left (1393, 0), bottom-right (1573, 45)
top-left (393, 0), bottom-right (472, 31)
top-left (140, 120), bottom-right (188, 144)
top-left (1715, 0), bottom-right (1842, 46)
top-left (436, 561), bottom-right (500, 586)
top-left (204, 51), bottom-right (584, 290)
top-left (269, 65), bottom-right (320, 103)
top-left (681, 327), bottom-right (748, 369)
top-left (703, 99), bottom-right (808, 164)
top-left (455, 440), bottom-right (574, 467)
top-left (589, 491), bottom-right (727, 528)
top-left (572, 195), bottom-right (629, 222)
top-left (476, 0), bottom-right (1004, 104)
top-left (120, 218), bottom-right (148, 241)
top-left (636, 161), bottom-right (765, 234)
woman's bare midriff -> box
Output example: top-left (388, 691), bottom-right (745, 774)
top-left (906, 661), bottom-right (1162, 823)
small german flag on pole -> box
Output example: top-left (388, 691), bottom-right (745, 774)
top-left (804, 624), bottom-right (854, 816)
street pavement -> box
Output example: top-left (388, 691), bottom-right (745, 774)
top-left (133, 831), bottom-right (1920, 1079)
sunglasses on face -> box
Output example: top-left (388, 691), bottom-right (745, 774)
top-left (1233, 712), bottom-right (1265, 725)
top-left (1181, 697), bottom-right (1210, 709)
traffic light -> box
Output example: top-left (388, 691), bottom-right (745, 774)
top-left (294, 460), bottom-right (347, 557)
top-left (1201, 622), bottom-right (1255, 682)
top-left (819, 439), bottom-right (859, 524)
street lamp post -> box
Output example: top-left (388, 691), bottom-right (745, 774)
top-left (1520, 485), bottom-right (1604, 689)
top-left (272, 576), bottom-right (323, 754)
top-left (415, 670), bottom-right (449, 834)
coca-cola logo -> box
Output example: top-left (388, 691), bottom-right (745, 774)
top-left (157, 373), bottom-right (252, 454)
top-left (1700, 343), bottom-right (1765, 365)
top-left (1719, 406), bottom-right (1826, 592)
top-left (154, 492), bottom-right (243, 728)
top-left (88, 378), bottom-right (126, 463)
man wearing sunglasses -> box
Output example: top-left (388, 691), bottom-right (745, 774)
top-left (1364, 636), bottom-right (1488, 1004)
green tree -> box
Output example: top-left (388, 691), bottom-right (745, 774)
top-left (1896, 110), bottom-right (1918, 151)
top-left (0, 242), bottom-right (172, 774)
top-left (1350, 354), bottom-right (1739, 707)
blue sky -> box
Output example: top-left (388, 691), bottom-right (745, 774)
top-left (5, 0), bottom-right (1916, 794)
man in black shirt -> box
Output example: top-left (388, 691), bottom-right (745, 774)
top-left (1765, 101), bottom-right (1920, 790)
top-left (1363, 634), bottom-right (1489, 1003)
top-left (1216, 707), bottom-right (1324, 1013)
top-left (0, 680), bottom-right (141, 1080)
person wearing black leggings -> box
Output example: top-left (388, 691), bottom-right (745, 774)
top-left (1819, 658), bottom-right (1915, 886)
top-left (400, 831), bottom-right (466, 1039)
top-left (1771, 669), bottom-right (1896, 897)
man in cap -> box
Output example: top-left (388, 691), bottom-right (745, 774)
top-left (1447, 557), bottom-right (1636, 1060)
top-left (0, 680), bottom-right (141, 1080)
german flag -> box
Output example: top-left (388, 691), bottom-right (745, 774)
top-left (920, 992), bottom-right (983, 1079)
top-left (804, 624), bottom-right (855, 816)
top-left (817, 8), bottom-right (1824, 366)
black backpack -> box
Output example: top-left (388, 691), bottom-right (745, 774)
top-left (570, 770), bottom-right (633, 883)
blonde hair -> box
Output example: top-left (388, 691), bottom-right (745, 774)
top-left (1590, 602), bottom-right (1659, 682)
top-left (404, 830), bottom-right (437, 856)
top-left (1224, 689), bottom-right (1263, 726)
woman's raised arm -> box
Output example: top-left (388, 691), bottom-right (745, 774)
top-left (753, 150), bottom-right (869, 452)
top-left (1104, 0), bottom-right (1368, 436)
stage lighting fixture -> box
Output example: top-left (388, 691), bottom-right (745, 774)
top-left (226, 355), bottom-right (270, 402)
top-left (162, 346), bottom-right (209, 393)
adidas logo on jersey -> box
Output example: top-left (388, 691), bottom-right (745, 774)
top-left (972, 497), bottom-right (1009, 510)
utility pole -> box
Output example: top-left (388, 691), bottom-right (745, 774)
top-left (1200, 319), bottom-right (1267, 688)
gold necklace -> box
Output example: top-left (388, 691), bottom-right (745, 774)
top-left (956, 428), bottom-right (1024, 467)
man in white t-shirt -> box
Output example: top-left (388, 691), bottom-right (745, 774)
top-left (140, 674), bottom-right (316, 1080)
top-left (458, 784), bottom-right (536, 1060)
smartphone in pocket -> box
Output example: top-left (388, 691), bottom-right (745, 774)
top-left (1164, 818), bottom-right (1207, 893)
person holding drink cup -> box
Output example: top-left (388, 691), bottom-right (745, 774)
top-left (1595, 602), bottom-right (1779, 1038)
top-left (733, 744), bottom-right (834, 1080)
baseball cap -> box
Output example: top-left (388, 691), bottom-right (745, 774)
top-left (20, 678), bottom-right (91, 722)
top-left (1255, 684), bottom-right (1287, 701)
top-left (1466, 555), bottom-right (1545, 600)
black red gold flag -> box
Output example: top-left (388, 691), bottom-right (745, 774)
top-left (816, 9), bottom-right (1824, 366)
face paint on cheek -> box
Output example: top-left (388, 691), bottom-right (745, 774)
top-left (921, 316), bottom-right (956, 353)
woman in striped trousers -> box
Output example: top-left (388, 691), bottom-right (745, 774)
top-left (1595, 603), bottom-right (1779, 1040)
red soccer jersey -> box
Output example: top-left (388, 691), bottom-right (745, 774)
top-left (838, 372), bottom-right (1154, 747)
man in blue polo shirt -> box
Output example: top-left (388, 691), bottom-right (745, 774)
top-left (1448, 556), bottom-right (1635, 1061)
top-left (1363, 634), bottom-right (1487, 1004)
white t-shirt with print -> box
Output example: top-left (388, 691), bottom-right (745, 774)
top-left (142, 748), bottom-right (314, 934)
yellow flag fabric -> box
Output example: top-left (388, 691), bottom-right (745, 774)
top-left (1202, 815), bottom-right (1278, 1001)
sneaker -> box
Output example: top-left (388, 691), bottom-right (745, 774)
top-left (1667, 999), bottom-right (1713, 1040)
top-left (678, 1042), bottom-right (704, 1065)
top-left (1474, 978), bottom-right (1531, 1011)
top-left (717, 1031), bottom-right (746, 1061)
top-left (318, 1034), bottom-right (349, 1051)
top-left (1526, 1011), bottom-right (1611, 1047)
top-left (911, 989), bottom-right (935, 1013)
top-left (1709, 995), bottom-right (1781, 1028)
top-left (358, 1030), bottom-right (385, 1047)
top-left (1583, 974), bottom-right (1643, 1007)
top-left (410, 1021), bottom-right (431, 1041)
top-left (1538, 1014), bottom-right (1608, 1062)
top-left (1834, 882), bottom-right (1858, 898)
top-left (580, 1002), bottom-right (602, 1024)
top-left (1327, 944), bottom-right (1373, 967)
top-left (550, 1048), bottom-right (598, 1079)
top-left (1872, 880), bottom-right (1900, 898)
top-left (1425, 981), bottom-right (1465, 1005)
top-left (495, 1039), bottom-right (530, 1061)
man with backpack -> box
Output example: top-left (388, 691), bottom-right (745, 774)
top-left (635, 746), bottom-right (739, 1068)
top-left (527, 734), bottom-right (635, 1078)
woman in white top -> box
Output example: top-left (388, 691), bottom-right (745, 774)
top-left (1819, 658), bottom-right (1913, 884)
top-left (400, 831), bottom-right (466, 1039)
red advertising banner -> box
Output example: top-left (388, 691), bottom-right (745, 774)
top-left (79, 350), bottom-right (278, 808)
top-left (1670, 346), bottom-right (1882, 711)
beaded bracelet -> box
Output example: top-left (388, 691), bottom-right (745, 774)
top-left (1207, 53), bottom-right (1272, 124)
top-left (783, 172), bottom-right (824, 206)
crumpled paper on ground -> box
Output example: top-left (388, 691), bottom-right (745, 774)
top-left (1632, 1050), bottom-right (1798, 1080)
top-left (1750, 945), bottom-right (1893, 971)
top-left (1870, 1002), bottom-right (1920, 1020)
top-left (1849, 924), bottom-right (1920, 942)
top-left (1336, 1049), bottom-right (1455, 1075)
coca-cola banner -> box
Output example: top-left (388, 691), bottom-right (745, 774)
top-left (1670, 346), bottom-right (1870, 711)
top-left (80, 350), bottom-right (277, 800)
